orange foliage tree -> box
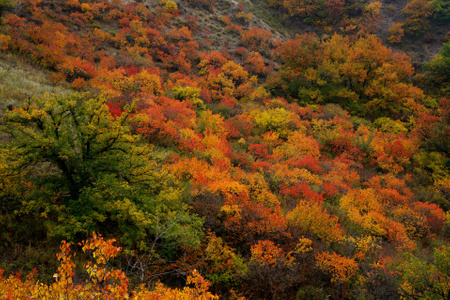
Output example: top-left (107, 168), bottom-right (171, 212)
top-left (0, 233), bottom-right (220, 299)
top-left (315, 251), bottom-right (358, 283)
top-left (277, 33), bottom-right (426, 120)
top-left (244, 240), bottom-right (302, 297)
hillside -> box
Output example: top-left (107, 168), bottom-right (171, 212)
top-left (0, 0), bottom-right (449, 299)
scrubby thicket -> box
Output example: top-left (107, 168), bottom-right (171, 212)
top-left (0, 0), bottom-right (449, 298)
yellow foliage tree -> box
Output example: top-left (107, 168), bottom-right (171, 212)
top-left (287, 200), bottom-right (343, 244)
top-left (0, 233), bottom-right (220, 299)
top-left (340, 188), bottom-right (387, 236)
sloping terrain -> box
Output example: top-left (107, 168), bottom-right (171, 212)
top-left (0, 0), bottom-right (448, 299)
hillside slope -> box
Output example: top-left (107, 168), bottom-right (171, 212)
top-left (0, 0), bottom-right (448, 299)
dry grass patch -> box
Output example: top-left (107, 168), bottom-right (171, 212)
top-left (0, 53), bottom-right (69, 115)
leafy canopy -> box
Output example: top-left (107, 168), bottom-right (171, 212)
top-left (0, 93), bottom-right (203, 250)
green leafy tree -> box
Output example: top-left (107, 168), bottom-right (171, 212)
top-left (394, 246), bottom-right (450, 299)
top-left (430, 0), bottom-right (450, 22)
top-left (424, 41), bottom-right (450, 97)
top-left (0, 93), bottom-right (203, 250)
top-left (2, 93), bottom-right (147, 200)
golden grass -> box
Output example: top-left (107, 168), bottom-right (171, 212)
top-left (0, 53), bottom-right (70, 115)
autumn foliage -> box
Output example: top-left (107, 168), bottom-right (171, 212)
top-left (0, 233), bottom-right (219, 299)
top-left (0, 0), bottom-right (448, 299)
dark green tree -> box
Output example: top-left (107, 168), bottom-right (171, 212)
top-left (424, 41), bottom-right (450, 98)
top-left (0, 92), bottom-right (203, 251)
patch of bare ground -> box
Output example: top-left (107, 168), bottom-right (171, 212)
top-left (174, 0), bottom-right (447, 68)
top-left (375, 0), bottom-right (448, 68)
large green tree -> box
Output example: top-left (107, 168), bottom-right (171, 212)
top-left (0, 93), bottom-right (203, 251)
